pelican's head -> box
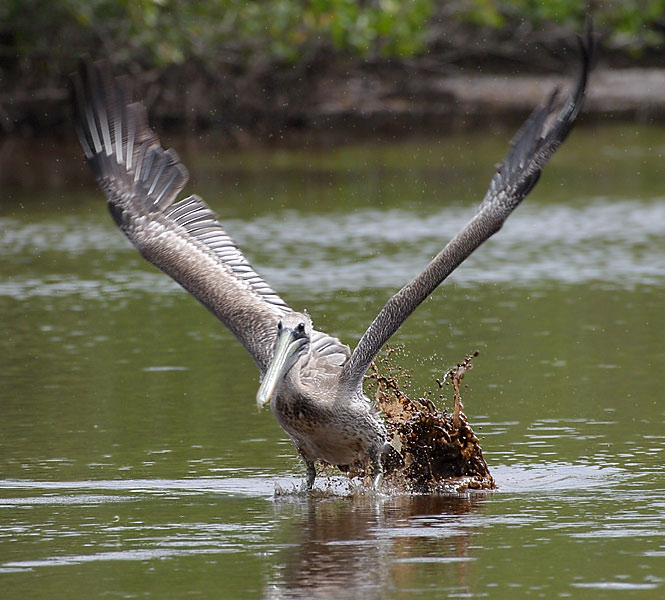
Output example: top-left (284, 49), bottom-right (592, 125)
top-left (256, 312), bottom-right (312, 410)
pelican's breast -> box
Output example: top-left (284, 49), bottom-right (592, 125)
top-left (272, 389), bottom-right (385, 467)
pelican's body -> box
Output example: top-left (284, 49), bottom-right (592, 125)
top-left (254, 312), bottom-right (389, 485)
top-left (70, 28), bottom-right (593, 489)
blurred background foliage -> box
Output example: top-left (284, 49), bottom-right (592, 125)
top-left (1, 1), bottom-right (665, 136)
top-left (3, 0), bottom-right (665, 74)
top-left (3, 0), bottom-right (435, 73)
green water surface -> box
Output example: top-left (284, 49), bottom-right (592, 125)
top-left (1, 123), bottom-right (664, 598)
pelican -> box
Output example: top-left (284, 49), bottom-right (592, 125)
top-left (70, 29), bottom-right (593, 489)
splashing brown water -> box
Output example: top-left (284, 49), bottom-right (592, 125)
top-left (365, 347), bottom-right (495, 493)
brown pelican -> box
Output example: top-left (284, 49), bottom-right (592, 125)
top-left (70, 29), bottom-right (593, 490)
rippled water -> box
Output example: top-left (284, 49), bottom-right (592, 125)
top-left (2, 124), bottom-right (665, 598)
top-left (5, 197), bottom-right (665, 299)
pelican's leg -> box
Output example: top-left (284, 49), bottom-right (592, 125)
top-left (371, 454), bottom-right (383, 490)
top-left (304, 458), bottom-right (316, 490)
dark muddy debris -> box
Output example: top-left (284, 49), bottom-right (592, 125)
top-left (365, 347), bottom-right (495, 493)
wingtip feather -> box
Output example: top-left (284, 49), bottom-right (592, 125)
top-left (70, 57), bottom-right (189, 212)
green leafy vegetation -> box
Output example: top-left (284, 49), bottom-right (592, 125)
top-left (2, 1), bottom-right (664, 135)
top-left (3, 0), bottom-right (664, 75)
top-left (1, 0), bottom-right (435, 72)
top-left (458, 0), bottom-right (665, 52)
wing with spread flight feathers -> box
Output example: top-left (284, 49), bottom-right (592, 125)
top-left (340, 24), bottom-right (595, 392)
top-left (71, 58), bottom-right (292, 373)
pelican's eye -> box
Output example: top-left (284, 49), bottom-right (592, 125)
top-left (277, 321), bottom-right (283, 332)
top-left (296, 322), bottom-right (305, 334)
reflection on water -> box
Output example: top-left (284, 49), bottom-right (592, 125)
top-left (268, 492), bottom-right (485, 599)
top-left (2, 125), bottom-right (665, 598)
top-left (2, 461), bottom-right (664, 598)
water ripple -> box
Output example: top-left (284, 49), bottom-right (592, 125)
top-left (3, 197), bottom-right (665, 299)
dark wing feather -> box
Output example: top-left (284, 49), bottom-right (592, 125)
top-left (341, 25), bottom-right (595, 392)
top-left (71, 57), bottom-right (291, 373)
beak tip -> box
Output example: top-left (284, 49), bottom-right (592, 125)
top-left (256, 393), bottom-right (270, 411)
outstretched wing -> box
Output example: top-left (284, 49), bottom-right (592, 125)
top-left (341, 24), bottom-right (595, 392)
top-left (70, 58), bottom-right (291, 373)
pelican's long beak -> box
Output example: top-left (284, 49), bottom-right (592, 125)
top-left (256, 327), bottom-right (305, 410)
